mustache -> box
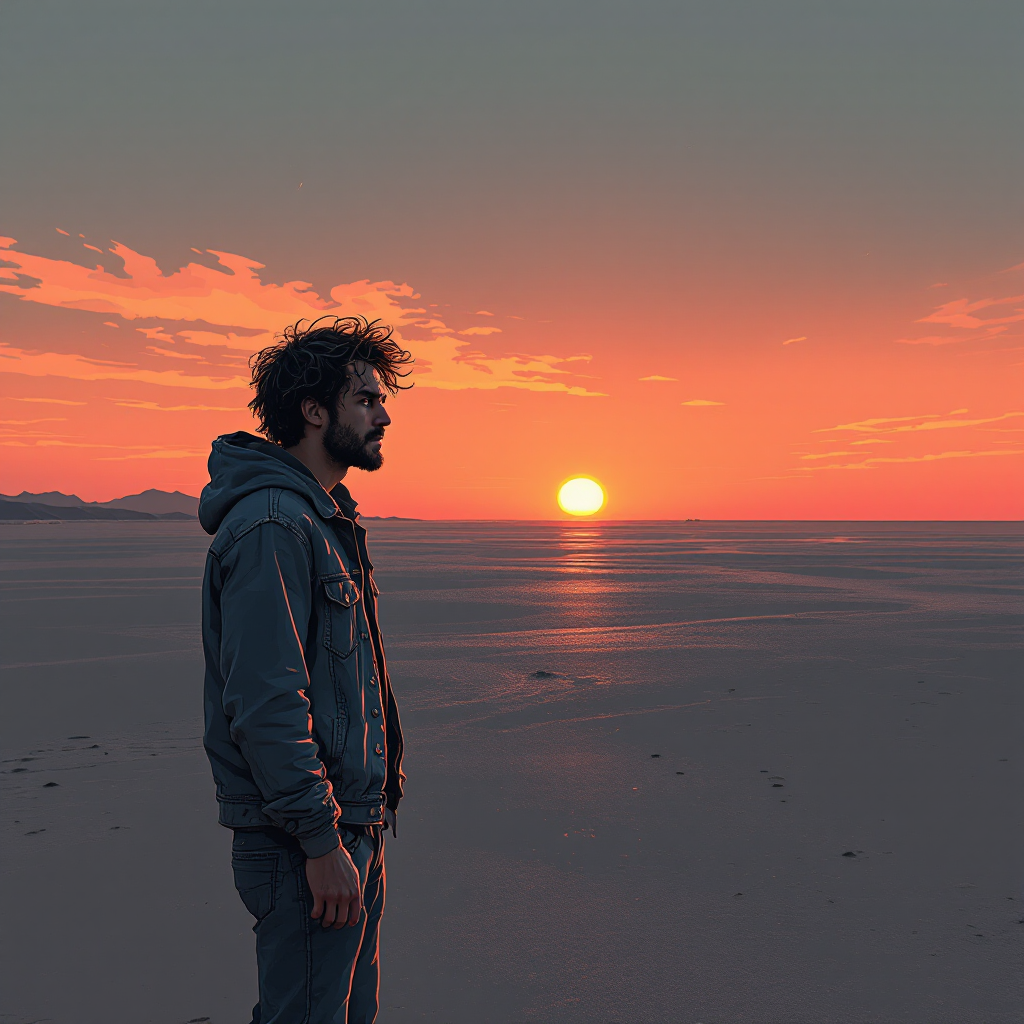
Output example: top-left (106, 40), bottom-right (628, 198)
top-left (365, 429), bottom-right (385, 442)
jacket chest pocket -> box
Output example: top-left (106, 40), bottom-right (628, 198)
top-left (322, 575), bottom-right (360, 658)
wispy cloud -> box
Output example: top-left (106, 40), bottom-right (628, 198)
top-left (782, 336), bottom-right (807, 346)
top-left (799, 451), bottom-right (864, 460)
top-left (639, 375), bottom-right (677, 381)
top-left (682, 399), bottom-right (724, 406)
top-left (95, 449), bottom-right (208, 461)
top-left (801, 448), bottom-right (1024, 471)
top-left (895, 335), bottom-right (974, 346)
top-left (6, 396), bottom-right (86, 406)
top-left (0, 235), bottom-right (600, 397)
top-left (0, 437), bottom-right (205, 459)
top-left (110, 399), bottom-right (242, 412)
top-left (799, 403), bottom-right (1024, 476)
top-left (0, 343), bottom-right (248, 390)
top-left (0, 417), bottom-right (67, 425)
top-left (917, 294), bottom-right (1024, 331)
top-left (897, 273), bottom-right (1024, 345)
top-left (816, 411), bottom-right (1023, 434)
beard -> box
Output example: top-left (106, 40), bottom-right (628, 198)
top-left (323, 417), bottom-right (384, 472)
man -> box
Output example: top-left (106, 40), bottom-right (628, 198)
top-left (199, 316), bottom-right (412, 1024)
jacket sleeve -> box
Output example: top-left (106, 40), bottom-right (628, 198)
top-left (217, 520), bottom-right (341, 858)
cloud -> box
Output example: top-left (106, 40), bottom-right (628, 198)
top-left (145, 345), bottom-right (206, 361)
top-left (782, 336), bottom-right (807, 345)
top-left (917, 294), bottom-right (1024, 331)
top-left (0, 343), bottom-right (248, 390)
top-left (474, 310), bottom-right (494, 316)
top-left (5, 396), bottom-right (86, 405)
top-left (799, 451), bottom-right (864, 460)
top-left (95, 449), bottom-right (207, 460)
top-left (849, 438), bottom-right (893, 445)
top-left (110, 399), bottom-right (243, 412)
top-left (0, 417), bottom-right (67, 425)
top-left (895, 335), bottom-right (972, 346)
top-left (0, 235), bottom-right (599, 397)
top-left (801, 448), bottom-right (1024, 472)
top-left (897, 288), bottom-right (1024, 345)
top-left (816, 411), bottom-right (1023, 434)
top-left (0, 437), bottom-right (205, 459)
top-left (681, 399), bottom-right (724, 406)
top-left (639, 375), bottom-right (677, 381)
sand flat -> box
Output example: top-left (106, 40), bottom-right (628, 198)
top-left (1, 520), bottom-right (1021, 1023)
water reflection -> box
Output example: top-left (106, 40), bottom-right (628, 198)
top-left (557, 524), bottom-right (609, 572)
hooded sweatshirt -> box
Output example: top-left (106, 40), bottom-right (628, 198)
top-left (199, 431), bottom-right (404, 858)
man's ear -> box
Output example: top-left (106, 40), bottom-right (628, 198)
top-left (299, 396), bottom-right (328, 429)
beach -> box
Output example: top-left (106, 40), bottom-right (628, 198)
top-left (1, 520), bottom-right (1021, 1023)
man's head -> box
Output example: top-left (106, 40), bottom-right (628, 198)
top-left (248, 316), bottom-right (412, 472)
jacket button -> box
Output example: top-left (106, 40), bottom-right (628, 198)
top-left (368, 677), bottom-right (377, 687)
top-left (374, 743), bottom-right (383, 755)
top-left (285, 821), bottom-right (297, 834)
top-left (360, 632), bottom-right (369, 640)
top-left (371, 708), bottom-right (380, 718)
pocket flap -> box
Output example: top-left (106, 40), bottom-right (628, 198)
top-left (323, 577), bottom-right (360, 608)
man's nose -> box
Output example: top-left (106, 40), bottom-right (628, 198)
top-left (376, 405), bottom-right (392, 427)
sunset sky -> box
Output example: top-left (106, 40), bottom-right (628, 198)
top-left (1, 1), bottom-right (1021, 519)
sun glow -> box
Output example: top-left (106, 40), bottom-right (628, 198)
top-left (557, 477), bottom-right (606, 516)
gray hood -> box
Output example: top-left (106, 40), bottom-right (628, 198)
top-left (198, 431), bottom-right (356, 535)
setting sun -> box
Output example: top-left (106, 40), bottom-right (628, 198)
top-left (557, 477), bottom-right (606, 517)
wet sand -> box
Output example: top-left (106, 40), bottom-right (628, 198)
top-left (1, 520), bottom-right (1021, 1023)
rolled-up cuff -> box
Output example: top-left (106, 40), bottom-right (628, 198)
top-left (298, 823), bottom-right (342, 859)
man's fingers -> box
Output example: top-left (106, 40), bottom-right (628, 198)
top-left (310, 893), bottom-right (324, 920)
top-left (346, 892), bottom-right (363, 928)
top-left (321, 896), bottom-right (341, 928)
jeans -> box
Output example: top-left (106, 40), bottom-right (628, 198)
top-left (231, 825), bottom-right (386, 1024)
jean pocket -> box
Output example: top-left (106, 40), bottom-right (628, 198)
top-left (231, 850), bottom-right (279, 922)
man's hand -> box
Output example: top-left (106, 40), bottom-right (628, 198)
top-left (305, 845), bottom-right (362, 929)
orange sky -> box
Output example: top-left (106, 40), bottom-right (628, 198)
top-left (1, 235), bottom-right (1020, 518)
top-left (1, 4), bottom-right (1021, 518)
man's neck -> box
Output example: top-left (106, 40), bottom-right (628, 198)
top-left (283, 438), bottom-right (348, 493)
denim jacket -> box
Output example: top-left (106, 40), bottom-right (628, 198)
top-left (199, 431), bottom-right (404, 858)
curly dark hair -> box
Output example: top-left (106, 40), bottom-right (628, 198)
top-left (248, 316), bottom-right (413, 447)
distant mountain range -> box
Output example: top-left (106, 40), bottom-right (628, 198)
top-left (0, 489), bottom-right (417, 522)
top-left (0, 489), bottom-right (198, 521)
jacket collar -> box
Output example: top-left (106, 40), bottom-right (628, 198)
top-left (330, 481), bottom-right (359, 521)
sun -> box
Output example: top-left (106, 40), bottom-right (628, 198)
top-left (557, 477), bottom-right (606, 517)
